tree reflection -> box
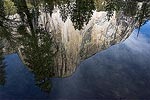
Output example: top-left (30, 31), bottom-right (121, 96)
top-left (0, 39), bottom-right (5, 86)
top-left (0, 0), bottom-right (6, 86)
top-left (17, 25), bottom-right (54, 92)
top-left (41, 0), bottom-right (95, 30)
top-left (70, 0), bottom-right (95, 30)
top-left (104, 0), bottom-right (150, 36)
top-left (11, 0), bottom-right (56, 92)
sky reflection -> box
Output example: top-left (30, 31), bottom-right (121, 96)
top-left (0, 17), bottom-right (150, 100)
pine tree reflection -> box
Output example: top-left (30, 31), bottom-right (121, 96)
top-left (0, 0), bottom-right (6, 86)
top-left (42, 0), bottom-right (95, 30)
top-left (0, 40), bottom-right (5, 86)
top-left (17, 25), bottom-right (55, 92)
top-left (70, 0), bottom-right (95, 30)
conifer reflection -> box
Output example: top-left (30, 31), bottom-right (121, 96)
top-left (0, 39), bottom-right (5, 86)
top-left (18, 25), bottom-right (54, 92)
top-left (0, 0), bottom-right (6, 86)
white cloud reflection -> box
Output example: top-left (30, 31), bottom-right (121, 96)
top-left (50, 20), bottom-right (150, 99)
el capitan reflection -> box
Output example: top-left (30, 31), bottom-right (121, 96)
top-left (0, 0), bottom-right (150, 93)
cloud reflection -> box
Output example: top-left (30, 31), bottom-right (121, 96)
top-left (49, 20), bottom-right (150, 99)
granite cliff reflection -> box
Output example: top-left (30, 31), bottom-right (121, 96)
top-left (0, 0), bottom-right (148, 92)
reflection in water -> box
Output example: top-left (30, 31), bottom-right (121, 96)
top-left (17, 25), bottom-right (54, 92)
top-left (48, 22), bottom-right (150, 99)
top-left (0, 0), bottom-right (6, 86)
top-left (13, 0), bottom-right (97, 92)
top-left (70, 0), bottom-right (95, 30)
top-left (0, 0), bottom-right (150, 93)
top-left (26, 0), bottom-right (95, 30)
top-left (0, 40), bottom-right (5, 86)
top-left (0, 22), bottom-right (150, 99)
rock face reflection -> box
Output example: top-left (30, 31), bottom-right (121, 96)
top-left (0, 0), bottom-right (138, 92)
top-left (36, 10), bottom-right (135, 77)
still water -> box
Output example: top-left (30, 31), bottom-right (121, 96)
top-left (0, 21), bottom-right (150, 99)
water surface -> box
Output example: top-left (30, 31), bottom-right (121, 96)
top-left (0, 21), bottom-right (150, 99)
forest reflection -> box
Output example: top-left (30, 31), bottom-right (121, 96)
top-left (0, 39), bottom-right (5, 86)
top-left (0, 0), bottom-right (149, 92)
top-left (0, 1), bottom-right (5, 86)
top-left (31, 0), bottom-right (96, 30)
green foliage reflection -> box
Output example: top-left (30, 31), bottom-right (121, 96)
top-left (17, 25), bottom-right (54, 92)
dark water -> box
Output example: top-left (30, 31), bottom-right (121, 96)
top-left (0, 54), bottom-right (49, 99)
top-left (0, 21), bottom-right (150, 99)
